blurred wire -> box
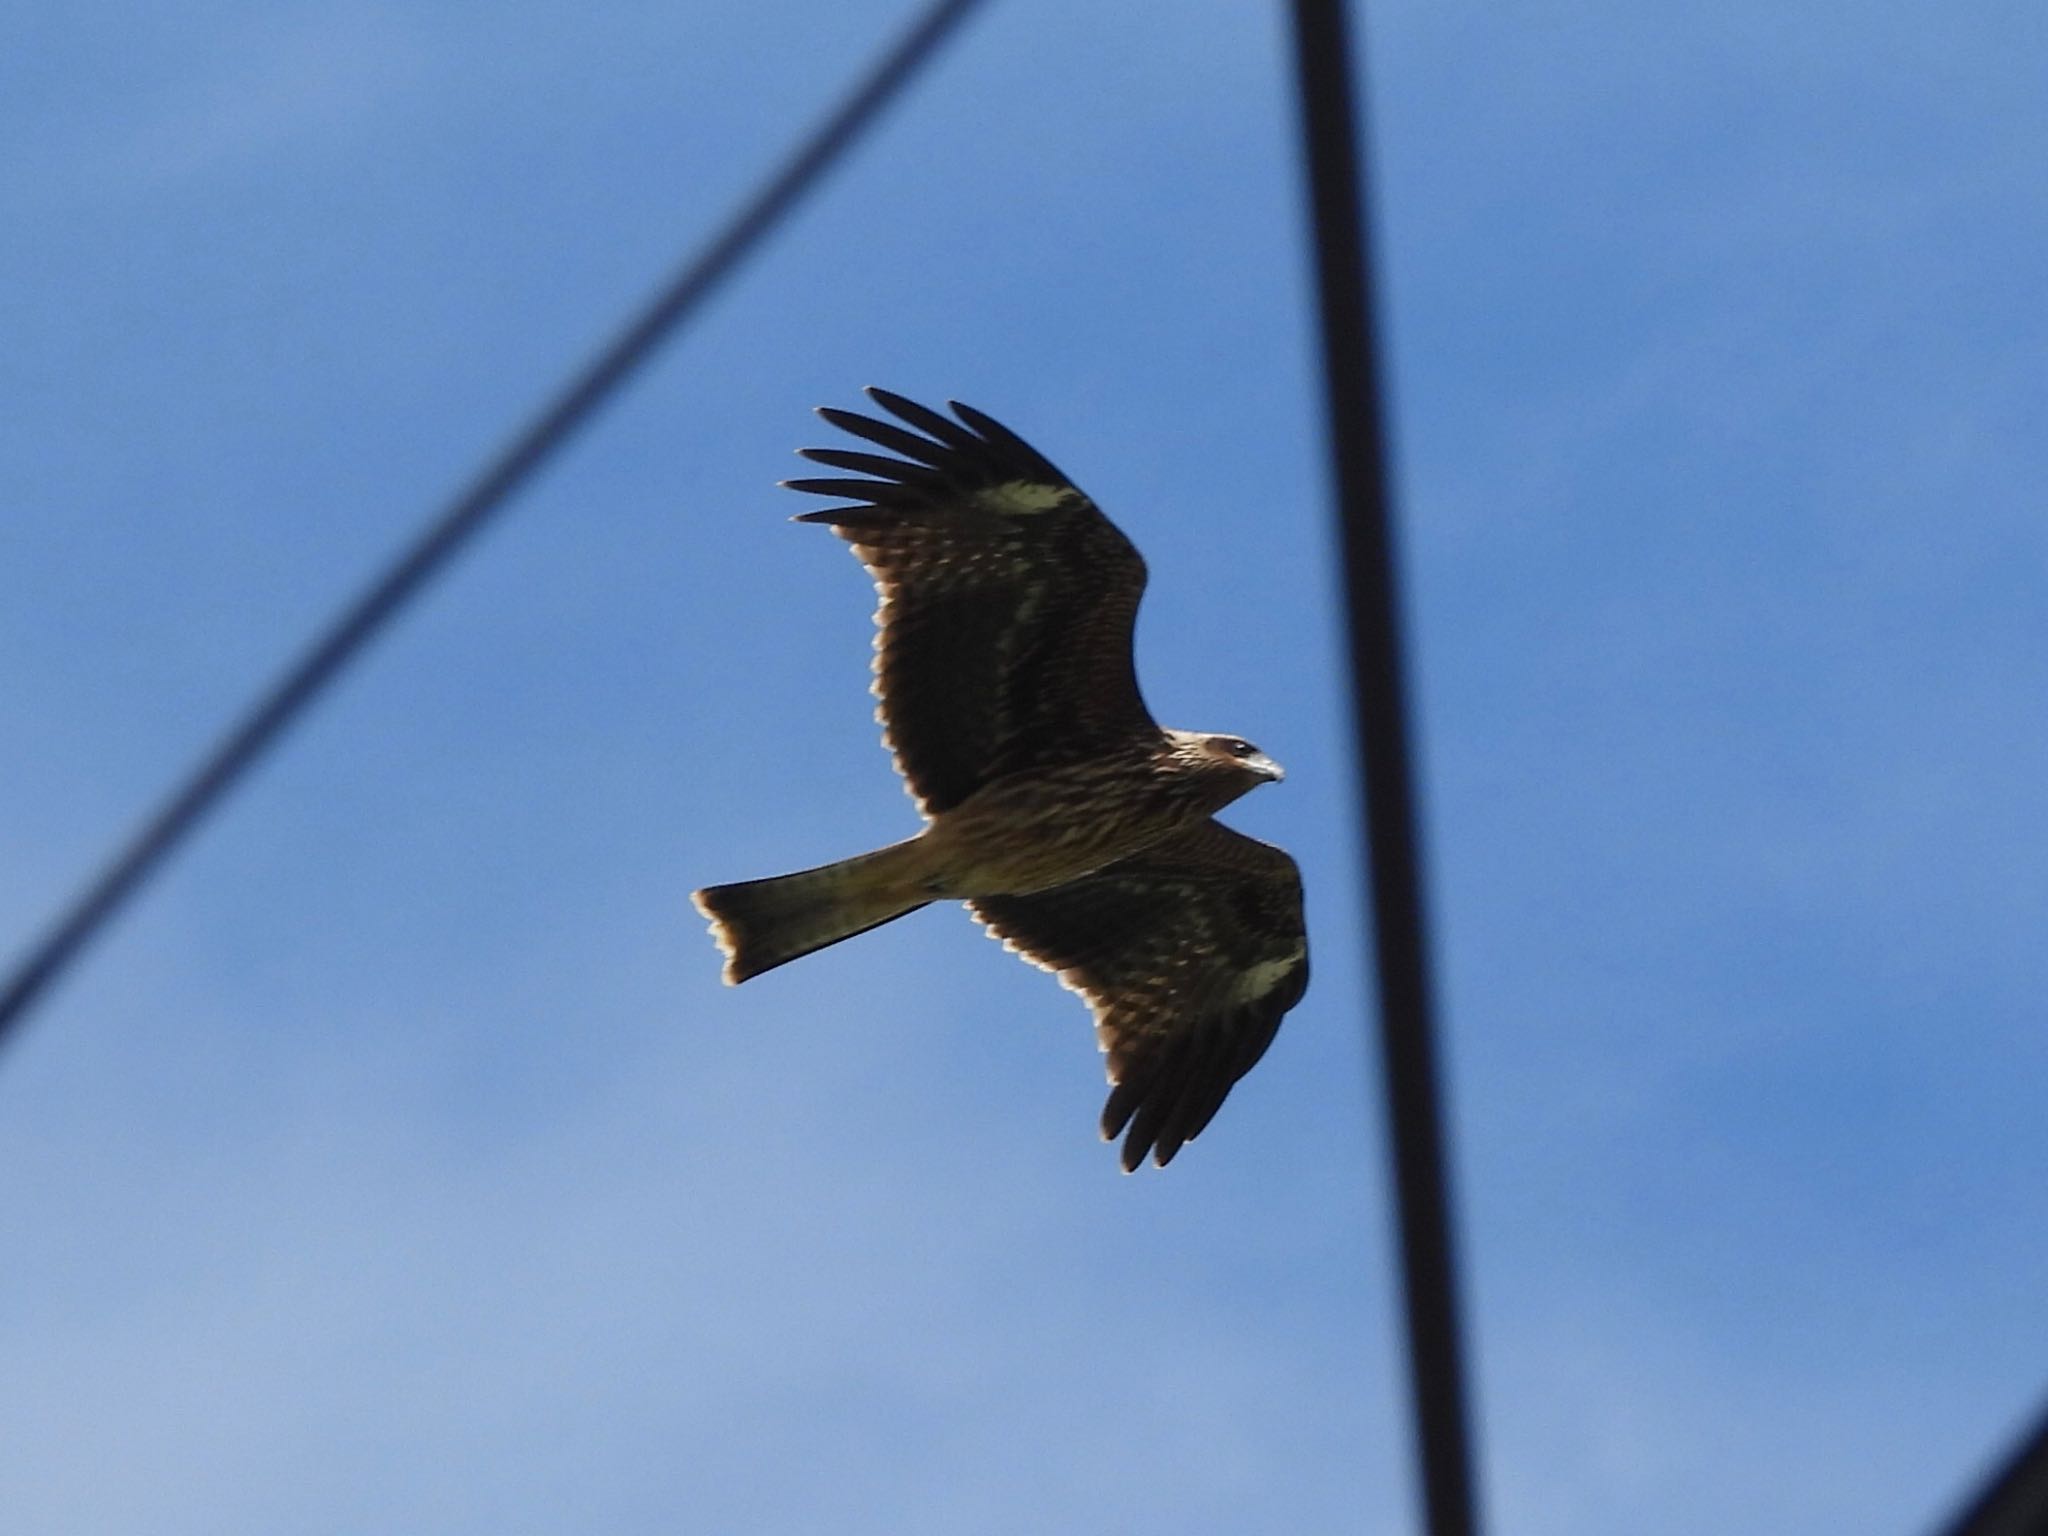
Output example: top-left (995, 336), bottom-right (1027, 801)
top-left (0, 0), bottom-right (991, 1052)
top-left (1286, 3), bottom-right (1483, 1533)
top-left (1936, 1398), bottom-right (2048, 1536)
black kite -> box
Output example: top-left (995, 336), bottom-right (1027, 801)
top-left (694, 391), bottom-right (1308, 1170)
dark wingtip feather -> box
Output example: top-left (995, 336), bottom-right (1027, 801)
top-left (864, 387), bottom-right (986, 454)
top-left (946, 398), bottom-right (1022, 451)
top-left (1103, 1077), bottom-right (1159, 1173)
top-left (862, 386), bottom-right (925, 423)
top-left (1101, 1077), bottom-right (1141, 1143)
top-left (1097, 1024), bottom-right (1243, 1172)
top-left (779, 475), bottom-right (922, 505)
top-left (796, 446), bottom-right (936, 482)
top-left (862, 384), bottom-right (918, 414)
top-left (946, 398), bottom-right (1069, 483)
top-left (816, 406), bottom-right (955, 469)
top-left (1151, 1029), bottom-right (1230, 1167)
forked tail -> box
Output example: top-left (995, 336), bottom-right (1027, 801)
top-left (692, 838), bottom-right (933, 985)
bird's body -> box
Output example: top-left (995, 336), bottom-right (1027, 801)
top-left (694, 391), bottom-right (1309, 1170)
top-left (918, 733), bottom-right (1265, 897)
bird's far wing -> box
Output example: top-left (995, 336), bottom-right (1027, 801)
top-left (785, 389), bottom-right (1153, 816)
top-left (969, 820), bottom-right (1309, 1171)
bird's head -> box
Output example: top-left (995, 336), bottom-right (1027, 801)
top-left (1170, 731), bottom-right (1286, 805)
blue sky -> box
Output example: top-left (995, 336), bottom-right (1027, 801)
top-left (3, 1), bottom-right (2045, 1531)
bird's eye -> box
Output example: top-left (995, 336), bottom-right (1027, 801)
top-left (1227, 739), bottom-right (1256, 757)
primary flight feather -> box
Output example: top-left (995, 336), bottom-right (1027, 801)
top-left (693, 390), bottom-right (1308, 1171)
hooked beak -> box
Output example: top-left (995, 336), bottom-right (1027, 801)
top-left (1254, 753), bottom-right (1286, 784)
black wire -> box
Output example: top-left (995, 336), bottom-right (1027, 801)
top-left (0, 0), bottom-right (991, 1051)
top-left (1935, 1398), bottom-right (2048, 1536)
top-left (1286, 3), bottom-right (1482, 1533)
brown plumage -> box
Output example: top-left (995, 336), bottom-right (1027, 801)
top-left (693, 390), bottom-right (1308, 1171)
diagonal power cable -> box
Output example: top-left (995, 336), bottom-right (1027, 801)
top-left (1935, 1398), bottom-right (2048, 1536)
top-left (0, 0), bottom-right (992, 1053)
top-left (1286, 3), bottom-right (1483, 1534)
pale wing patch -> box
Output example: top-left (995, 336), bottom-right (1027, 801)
top-left (1234, 944), bottom-right (1307, 1003)
top-left (974, 480), bottom-right (1079, 515)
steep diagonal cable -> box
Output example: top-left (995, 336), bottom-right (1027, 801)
top-left (1286, 3), bottom-right (1483, 1533)
top-left (1935, 1398), bottom-right (2048, 1536)
top-left (0, 0), bottom-right (991, 1051)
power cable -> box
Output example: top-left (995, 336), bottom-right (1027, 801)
top-left (1286, 3), bottom-right (1483, 1532)
top-left (1935, 1398), bottom-right (2048, 1536)
top-left (0, 0), bottom-right (991, 1051)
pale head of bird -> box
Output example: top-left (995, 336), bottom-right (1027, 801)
top-left (1166, 730), bottom-right (1286, 808)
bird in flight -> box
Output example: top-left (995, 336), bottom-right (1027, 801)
top-left (694, 390), bottom-right (1308, 1171)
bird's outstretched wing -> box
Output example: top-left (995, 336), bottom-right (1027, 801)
top-left (970, 820), bottom-right (1309, 1171)
top-left (785, 389), bottom-right (1154, 816)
